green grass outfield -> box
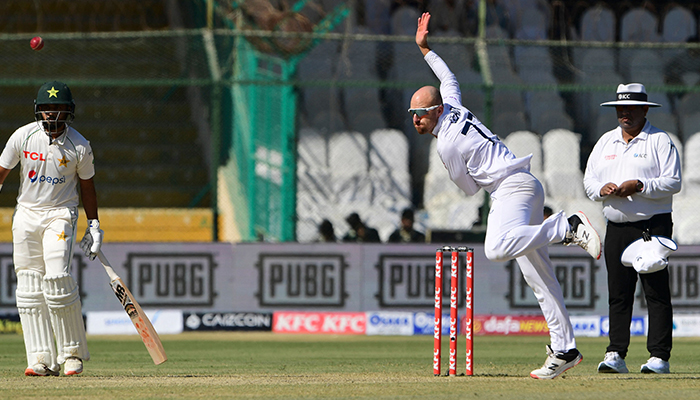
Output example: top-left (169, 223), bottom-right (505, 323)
top-left (1, 333), bottom-right (699, 399)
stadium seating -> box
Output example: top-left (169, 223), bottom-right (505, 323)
top-left (579, 4), bottom-right (616, 42)
top-left (532, 109), bottom-right (574, 135)
top-left (367, 129), bottom-right (412, 238)
top-left (649, 111), bottom-right (678, 136)
top-left (662, 5), bottom-right (696, 47)
top-left (625, 49), bottom-right (665, 84)
top-left (390, 5), bottom-right (420, 35)
top-left (492, 90), bottom-right (527, 119)
top-left (526, 92), bottom-right (568, 126)
top-left (661, 5), bottom-right (696, 60)
top-left (338, 27), bottom-right (383, 123)
top-left (492, 111), bottom-right (529, 138)
top-left (619, 7), bottom-right (661, 79)
top-left (674, 196), bottom-right (700, 244)
top-left (298, 40), bottom-right (342, 120)
top-left (503, 130), bottom-right (545, 183)
top-left (487, 45), bottom-right (521, 84)
top-left (514, 7), bottom-right (548, 40)
top-left (621, 7), bottom-right (661, 43)
top-left (542, 129), bottom-right (585, 200)
top-left (348, 110), bottom-right (387, 134)
top-left (680, 112), bottom-right (700, 143)
top-left (680, 133), bottom-right (700, 195)
top-left (296, 128), bottom-right (334, 242)
top-left (328, 130), bottom-right (372, 207)
top-left (515, 46), bottom-right (557, 87)
top-left (311, 109), bottom-right (347, 134)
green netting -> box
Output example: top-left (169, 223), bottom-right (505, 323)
top-left (225, 38), bottom-right (296, 241)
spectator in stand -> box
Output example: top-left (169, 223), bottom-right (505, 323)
top-left (664, 36), bottom-right (700, 103)
top-left (388, 208), bottom-right (426, 243)
top-left (317, 219), bottom-right (336, 242)
top-left (342, 212), bottom-right (382, 243)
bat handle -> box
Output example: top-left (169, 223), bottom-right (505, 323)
top-left (97, 250), bottom-right (120, 282)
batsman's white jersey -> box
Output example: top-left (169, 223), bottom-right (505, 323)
top-left (423, 50), bottom-right (576, 352)
top-left (0, 123), bottom-right (95, 210)
top-left (1, 122), bottom-right (94, 369)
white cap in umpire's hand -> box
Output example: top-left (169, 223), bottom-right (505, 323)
top-left (620, 236), bottom-right (677, 274)
top-left (600, 83), bottom-right (662, 107)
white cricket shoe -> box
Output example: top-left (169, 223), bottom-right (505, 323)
top-left (641, 357), bottom-right (670, 374)
top-left (530, 345), bottom-right (582, 379)
top-left (64, 357), bottom-right (83, 376)
top-left (597, 351), bottom-right (629, 373)
top-left (25, 363), bottom-right (59, 376)
top-left (564, 212), bottom-right (602, 260)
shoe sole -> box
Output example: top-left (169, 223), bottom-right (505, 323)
top-left (641, 366), bottom-right (669, 374)
top-left (64, 370), bottom-right (83, 376)
top-left (530, 354), bottom-right (583, 380)
top-left (24, 368), bottom-right (59, 377)
top-left (597, 364), bottom-right (629, 373)
top-left (575, 212), bottom-right (602, 260)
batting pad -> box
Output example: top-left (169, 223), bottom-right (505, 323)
top-left (15, 270), bottom-right (59, 370)
top-left (43, 273), bottom-right (90, 363)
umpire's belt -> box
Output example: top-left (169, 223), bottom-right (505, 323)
top-left (608, 213), bottom-right (672, 229)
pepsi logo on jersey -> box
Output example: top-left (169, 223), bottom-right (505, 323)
top-left (28, 170), bottom-right (66, 185)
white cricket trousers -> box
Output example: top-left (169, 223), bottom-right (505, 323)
top-left (12, 205), bottom-right (78, 275)
top-left (484, 171), bottom-right (576, 352)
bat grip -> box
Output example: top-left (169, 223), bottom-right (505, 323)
top-left (97, 250), bottom-right (120, 282)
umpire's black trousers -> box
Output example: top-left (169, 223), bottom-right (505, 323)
top-left (604, 213), bottom-right (673, 361)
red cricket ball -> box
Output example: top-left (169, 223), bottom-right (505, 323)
top-left (30, 36), bottom-right (44, 51)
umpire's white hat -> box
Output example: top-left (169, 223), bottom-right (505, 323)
top-left (600, 83), bottom-right (662, 107)
top-left (620, 236), bottom-right (677, 274)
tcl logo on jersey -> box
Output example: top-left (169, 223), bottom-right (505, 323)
top-left (23, 151), bottom-right (46, 161)
top-left (28, 170), bottom-right (66, 185)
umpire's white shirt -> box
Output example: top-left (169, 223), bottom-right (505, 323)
top-left (583, 120), bottom-right (681, 223)
top-left (425, 51), bottom-right (531, 195)
top-left (0, 123), bottom-right (95, 210)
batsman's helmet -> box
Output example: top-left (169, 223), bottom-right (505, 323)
top-left (34, 81), bottom-right (75, 136)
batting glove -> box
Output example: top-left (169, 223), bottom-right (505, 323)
top-left (80, 219), bottom-right (103, 261)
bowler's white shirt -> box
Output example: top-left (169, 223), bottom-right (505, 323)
top-left (0, 123), bottom-right (95, 210)
top-left (425, 51), bottom-right (531, 195)
top-left (583, 120), bottom-right (681, 223)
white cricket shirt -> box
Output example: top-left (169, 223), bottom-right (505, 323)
top-left (583, 120), bottom-right (681, 223)
top-left (0, 122), bottom-right (95, 210)
top-left (425, 51), bottom-right (531, 195)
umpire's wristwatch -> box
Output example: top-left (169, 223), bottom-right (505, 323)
top-left (635, 180), bottom-right (644, 193)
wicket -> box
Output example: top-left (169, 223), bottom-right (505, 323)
top-left (433, 246), bottom-right (474, 376)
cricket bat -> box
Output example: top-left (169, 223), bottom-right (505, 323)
top-left (97, 251), bottom-right (167, 365)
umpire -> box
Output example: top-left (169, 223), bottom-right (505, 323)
top-left (583, 83), bottom-right (681, 374)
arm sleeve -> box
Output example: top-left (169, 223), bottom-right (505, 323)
top-left (0, 131), bottom-right (22, 170)
top-left (441, 144), bottom-right (480, 196)
top-left (583, 140), bottom-right (607, 201)
top-left (638, 134), bottom-right (682, 199)
top-left (424, 51), bottom-right (462, 107)
top-left (76, 142), bottom-right (95, 180)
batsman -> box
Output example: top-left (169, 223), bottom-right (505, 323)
top-left (0, 81), bottom-right (104, 376)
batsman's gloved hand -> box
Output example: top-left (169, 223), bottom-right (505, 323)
top-left (80, 219), bottom-right (103, 261)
